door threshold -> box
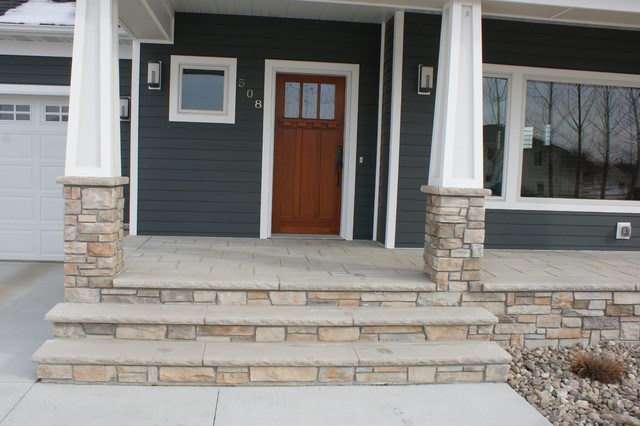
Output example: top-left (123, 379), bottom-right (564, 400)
top-left (270, 234), bottom-right (343, 240)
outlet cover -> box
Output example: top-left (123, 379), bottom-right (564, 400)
top-left (616, 222), bottom-right (632, 240)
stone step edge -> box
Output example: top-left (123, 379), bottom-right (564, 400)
top-left (46, 303), bottom-right (498, 326)
top-left (33, 339), bottom-right (512, 368)
top-left (112, 272), bottom-right (437, 292)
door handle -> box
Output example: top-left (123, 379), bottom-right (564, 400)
top-left (336, 146), bottom-right (343, 187)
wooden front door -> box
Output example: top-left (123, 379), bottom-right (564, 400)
top-left (272, 73), bottom-right (346, 235)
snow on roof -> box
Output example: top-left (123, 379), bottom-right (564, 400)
top-left (0, 0), bottom-right (75, 26)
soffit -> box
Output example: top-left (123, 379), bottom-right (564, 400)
top-left (169, 0), bottom-right (640, 30)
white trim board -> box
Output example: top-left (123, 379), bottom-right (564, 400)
top-left (384, 10), bottom-right (405, 249)
top-left (0, 40), bottom-right (133, 59)
top-left (483, 63), bottom-right (640, 215)
top-left (128, 40), bottom-right (141, 234)
top-left (0, 84), bottom-right (69, 96)
top-left (260, 59), bottom-right (360, 240)
top-left (372, 20), bottom-right (386, 241)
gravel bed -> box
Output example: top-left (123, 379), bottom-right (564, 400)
top-left (507, 342), bottom-right (640, 426)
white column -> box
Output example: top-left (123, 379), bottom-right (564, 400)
top-left (428, 0), bottom-right (483, 189)
top-left (65, 0), bottom-right (121, 177)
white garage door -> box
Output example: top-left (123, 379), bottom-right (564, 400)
top-left (0, 95), bottom-right (68, 261)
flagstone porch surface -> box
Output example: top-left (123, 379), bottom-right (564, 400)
top-left (121, 236), bottom-right (640, 286)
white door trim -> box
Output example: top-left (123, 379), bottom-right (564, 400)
top-left (260, 59), bottom-right (360, 240)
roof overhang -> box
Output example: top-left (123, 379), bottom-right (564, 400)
top-left (116, 0), bottom-right (640, 43)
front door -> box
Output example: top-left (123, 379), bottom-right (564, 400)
top-left (272, 73), bottom-right (346, 235)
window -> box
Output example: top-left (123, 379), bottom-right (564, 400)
top-left (523, 80), bottom-right (639, 201)
top-left (283, 81), bottom-right (336, 120)
top-left (0, 103), bottom-right (31, 121)
top-left (169, 55), bottom-right (237, 124)
top-left (484, 64), bottom-right (640, 213)
top-left (482, 76), bottom-right (508, 197)
top-left (44, 105), bottom-right (68, 123)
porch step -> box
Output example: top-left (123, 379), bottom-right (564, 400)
top-left (47, 303), bottom-right (497, 342)
top-left (33, 339), bottom-right (511, 385)
top-left (106, 271), bottom-right (437, 306)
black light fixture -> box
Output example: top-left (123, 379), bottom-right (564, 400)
top-left (418, 64), bottom-right (434, 95)
top-left (119, 96), bottom-right (130, 121)
top-left (147, 61), bottom-right (162, 90)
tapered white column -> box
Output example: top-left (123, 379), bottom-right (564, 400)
top-left (428, 0), bottom-right (483, 188)
top-left (65, 0), bottom-right (121, 177)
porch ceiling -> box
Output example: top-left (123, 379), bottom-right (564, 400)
top-left (167, 0), bottom-right (640, 30)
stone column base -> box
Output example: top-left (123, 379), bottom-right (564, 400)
top-left (421, 185), bottom-right (491, 292)
top-left (58, 176), bottom-right (129, 303)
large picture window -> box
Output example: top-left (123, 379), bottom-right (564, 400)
top-left (523, 81), bottom-right (640, 200)
top-left (484, 65), bottom-right (640, 213)
top-left (169, 55), bottom-right (237, 124)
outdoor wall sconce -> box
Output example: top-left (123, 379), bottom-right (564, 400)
top-left (120, 96), bottom-right (130, 121)
top-left (418, 64), bottom-right (434, 95)
top-left (147, 61), bottom-right (162, 90)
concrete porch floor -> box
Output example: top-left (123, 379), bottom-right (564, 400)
top-left (122, 235), bottom-right (640, 286)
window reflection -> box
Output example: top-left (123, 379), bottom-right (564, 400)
top-left (483, 77), bottom-right (508, 197)
top-left (302, 83), bottom-right (318, 119)
top-left (284, 82), bottom-right (301, 118)
top-left (523, 81), bottom-right (640, 200)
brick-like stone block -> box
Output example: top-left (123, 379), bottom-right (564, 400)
top-left (552, 292), bottom-right (573, 308)
top-left (256, 327), bottom-right (286, 342)
top-left (116, 325), bottom-right (167, 339)
top-left (614, 293), bottom-right (640, 304)
top-left (425, 325), bottom-right (468, 340)
top-left (159, 367), bottom-right (215, 383)
top-left (408, 366), bottom-right (436, 383)
top-left (53, 323), bottom-right (86, 338)
top-left (38, 364), bottom-right (72, 380)
top-left (218, 292), bottom-right (247, 305)
top-left (73, 365), bottom-right (117, 382)
top-left (485, 365), bottom-right (509, 381)
top-left (250, 367), bottom-right (317, 382)
top-left (269, 292), bottom-right (306, 306)
top-left (319, 327), bottom-right (360, 342)
top-left (168, 325), bottom-right (196, 340)
top-left (319, 367), bottom-right (355, 383)
top-left (583, 317), bottom-right (619, 330)
top-left (546, 328), bottom-right (582, 339)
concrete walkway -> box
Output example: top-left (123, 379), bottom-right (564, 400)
top-left (0, 260), bottom-right (549, 425)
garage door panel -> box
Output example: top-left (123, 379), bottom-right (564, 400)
top-left (0, 164), bottom-right (33, 189)
top-left (0, 196), bottom-right (34, 221)
top-left (41, 196), bottom-right (63, 222)
top-left (0, 229), bottom-right (35, 255)
top-left (0, 95), bottom-right (67, 260)
top-left (41, 230), bottom-right (63, 255)
top-left (40, 165), bottom-right (63, 191)
top-left (41, 133), bottom-right (66, 160)
top-left (0, 133), bottom-right (34, 158)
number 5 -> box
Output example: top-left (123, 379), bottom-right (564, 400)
top-left (238, 79), bottom-right (246, 88)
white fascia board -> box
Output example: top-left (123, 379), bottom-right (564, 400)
top-left (0, 84), bottom-right (69, 96)
top-left (0, 23), bottom-right (73, 37)
top-left (486, 0), bottom-right (640, 14)
top-left (0, 40), bottom-right (132, 59)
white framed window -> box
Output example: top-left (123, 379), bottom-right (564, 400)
top-left (169, 55), bottom-right (237, 124)
top-left (0, 102), bottom-right (32, 122)
top-left (43, 104), bottom-right (69, 124)
top-left (484, 64), bottom-right (640, 214)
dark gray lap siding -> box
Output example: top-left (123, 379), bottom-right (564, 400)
top-left (0, 55), bottom-right (132, 222)
top-left (483, 19), bottom-right (640, 250)
top-left (137, 13), bottom-right (380, 238)
top-left (395, 13), bottom-right (440, 247)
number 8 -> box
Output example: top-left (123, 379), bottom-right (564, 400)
top-left (255, 100), bottom-right (262, 109)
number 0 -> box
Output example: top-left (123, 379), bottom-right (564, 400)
top-left (246, 89), bottom-right (254, 98)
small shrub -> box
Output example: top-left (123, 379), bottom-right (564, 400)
top-left (570, 351), bottom-right (627, 383)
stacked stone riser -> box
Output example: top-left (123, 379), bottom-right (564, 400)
top-left (53, 323), bottom-right (493, 342)
top-left (97, 289), bottom-right (443, 306)
top-left (37, 363), bottom-right (509, 386)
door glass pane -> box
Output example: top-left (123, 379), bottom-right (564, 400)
top-left (181, 68), bottom-right (225, 111)
top-left (522, 81), bottom-right (640, 200)
top-left (482, 77), bottom-right (508, 197)
top-left (302, 83), bottom-right (318, 119)
top-left (284, 82), bottom-right (300, 118)
top-left (320, 84), bottom-right (336, 120)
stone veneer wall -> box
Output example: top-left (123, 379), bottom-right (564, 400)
top-left (460, 284), bottom-right (640, 349)
top-left (421, 186), bottom-right (492, 293)
top-left (59, 177), bottom-right (129, 303)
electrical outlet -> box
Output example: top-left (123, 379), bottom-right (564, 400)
top-left (616, 222), bottom-right (632, 240)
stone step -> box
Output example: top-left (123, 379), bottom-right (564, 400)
top-left (90, 272), bottom-right (439, 306)
top-left (33, 339), bottom-right (511, 385)
top-left (48, 303), bottom-right (497, 342)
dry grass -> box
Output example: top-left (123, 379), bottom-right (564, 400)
top-left (570, 351), bottom-right (628, 383)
